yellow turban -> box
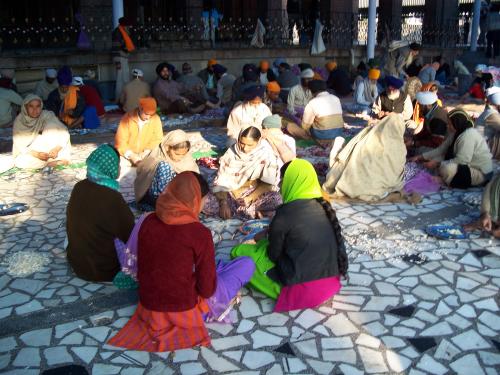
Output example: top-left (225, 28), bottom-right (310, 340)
top-left (325, 61), bottom-right (337, 72)
top-left (267, 81), bottom-right (281, 93)
top-left (368, 69), bottom-right (381, 80)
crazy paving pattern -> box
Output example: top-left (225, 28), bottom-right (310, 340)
top-left (0, 123), bottom-right (499, 375)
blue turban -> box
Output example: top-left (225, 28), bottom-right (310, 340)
top-left (212, 64), bottom-right (227, 75)
top-left (242, 85), bottom-right (265, 101)
top-left (385, 75), bottom-right (404, 90)
top-left (57, 66), bottom-right (72, 86)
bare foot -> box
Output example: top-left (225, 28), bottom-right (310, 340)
top-left (47, 160), bottom-right (70, 167)
top-left (463, 219), bottom-right (482, 232)
top-left (492, 227), bottom-right (500, 239)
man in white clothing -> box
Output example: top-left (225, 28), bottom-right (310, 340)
top-left (287, 68), bottom-right (314, 115)
top-left (34, 69), bottom-right (59, 101)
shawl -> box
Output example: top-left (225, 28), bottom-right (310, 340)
top-left (323, 114), bottom-right (407, 202)
top-left (362, 78), bottom-right (378, 104)
top-left (86, 144), bottom-right (120, 192)
top-left (61, 86), bottom-right (80, 126)
top-left (134, 130), bottom-right (199, 202)
top-left (12, 94), bottom-right (65, 157)
top-left (281, 159), bottom-right (323, 204)
top-left (118, 25), bottom-right (136, 52)
top-left (213, 130), bottom-right (280, 193)
top-left (156, 171), bottom-right (201, 225)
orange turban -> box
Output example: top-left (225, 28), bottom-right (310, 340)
top-left (139, 97), bottom-right (157, 115)
top-left (325, 61), bottom-right (337, 72)
top-left (260, 60), bottom-right (270, 71)
top-left (267, 81), bottom-right (281, 93)
top-left (368, 68), bottom-right (381, 80)
top-left (313, 72), bottom-right (323, 80)
top-left (208, 59), bottom-right (217, 67)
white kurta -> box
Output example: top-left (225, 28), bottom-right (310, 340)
top-left (226, 102), bottom-right (272, 146)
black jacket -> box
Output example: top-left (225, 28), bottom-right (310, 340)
top-left (46, 89), bottom-right (86, 119)
top-left (268, 199), bottom-right (340, 286)
top-left (327, 68), bottom-right (352, 97)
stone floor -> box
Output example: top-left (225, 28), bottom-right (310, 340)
top-left (0, 119), bottom-right (499, 375)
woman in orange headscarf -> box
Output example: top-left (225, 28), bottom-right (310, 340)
top-left (412, 83), bottom-right (443, 128)
top-left (108, 172), bottom-right (255, 352)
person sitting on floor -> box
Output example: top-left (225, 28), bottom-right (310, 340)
top-left (324, 114), bottom-right (408, 202)
top-left (233, 64), bottom-right (260, 104)
top-left (108, 172), bottom-right (255, 352)
top-left (119, 68), bottom-right (151, 113)
top-left (258, 60), bottom-right (277, 85)
top-left (418, 60), bottom-right (440, 85)
top-left (461, 71), bottom-right (494, 102)
top-left (213, 64), bottom-right (236, 108)
top-left (134, 129), bottom-right (199, 208)
top-left (230, 158), bottom-right (348, 311)
top-left (287, 68), bottom-right (314, 117)
top-left (351, 68), bottom-right (380, 115)
top-left (34, 68), bottom-right (58, 101)
top-left (198, 58), bottom-right (218, 96)
top-left (66, 144), bottom-right (135, 282)
top-left (478, 174), bottom-right (500, 238)
top-left (410, 90), bottom-right (448, 153)
top-left (177, 63), bottom-right (209, 103)
top-left (205, 125), bottom-right (281, 220)
top-left (476, 88), bottom-right (500, 160)
top-left (12, 94), bottom-right (71, 169)
top-left (277, 62), bottom-right (299, 102)
top-left (115, 97), bottom-right (163, 166)
top-left (46, 66), bottom-right (86, 129)
top-left (261, 114), bottom-right (296, 166)
top-left (326, 61), bottom-right (352, 97)
top-left (72, 76), bottom-right (104, 128)
top-left (411, 109), bottom-right (493, 189)
top-left (263, 82), bottom-right (284, 114)
top-left (153, 62), bottom-right (204, 115)
top-left (372, 75), bottom-right (413, 122)
top-left (0, 76), bottom-right (23, 128)
top-left (226, 85), bottom-right (272, 146)
top-left (83, 69), bottom-right (103, 98)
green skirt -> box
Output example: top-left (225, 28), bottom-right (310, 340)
top-left (231, 239), bottom-right (281, 299)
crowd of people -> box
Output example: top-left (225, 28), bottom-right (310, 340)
top-left (1, 42), bottom-right (499, 353)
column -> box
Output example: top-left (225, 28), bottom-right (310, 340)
top-left (329, 0), bottom-right (359, 48)
top-left (377, 0), bottom-right (403, 44)
top-left (112, 0), bottom-right (124, 28)
top-left (470, 0), bottom-right (482, 51)
top-left (423, 0), bottom-right (459, 47)
top-left (367, 0), bottom-right (377, 59)
top-left (267, 0), bottom-right (288, 46)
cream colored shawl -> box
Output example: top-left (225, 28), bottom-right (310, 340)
top-left (12, 94), bottom-right (66, 157)
top-left (134, 129), bottom-right (199, 202)
top-left (323, 114), bottom-right (407, 201)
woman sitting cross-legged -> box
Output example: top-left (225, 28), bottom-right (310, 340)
top-left (411, 109), bottom-right (493, 189)
top-left (108, 172), bottom-right (255, 352)
top-left (134, 129), bottom-right (199, 209)
top-left (204, 125), bottom-right (282, 220)
top-left (12, 94), bottom-right (71, 169)
top-left (66, 144), bottom-right (134, 282)
top-left (231, 159), bottom-right (348, 312)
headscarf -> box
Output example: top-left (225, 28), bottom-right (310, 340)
top-left (86, 144), bottom-right (120, 192)
top-left (155, 172), bottom-right (202, 225)
top-left (213, 126), bottom-right (280, 193)
top-left (134, 130), bottom-right (200, 202)
top-left (281, 159), bottom-right (323, 204)
top-left (12, 94), bottom-right (65, 157)
top-left (57, 66), bottom-right (72, 86)
top-left (445, 109), bottom-right (474, 160)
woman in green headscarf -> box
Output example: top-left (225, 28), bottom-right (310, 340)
top-left (231, 158), bottom-right (348, 312)
top-left (66, 144), bottom-right (135, 281)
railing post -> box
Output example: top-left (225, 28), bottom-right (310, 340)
top-left (470, 0), bottom-right (482, 51)
top-left (112, 0), bottom-right (124, 29)
top-left (367, 0), bottom-right (377, 59)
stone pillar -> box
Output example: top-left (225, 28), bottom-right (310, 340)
top-left (328, 0), bottom-right (358, 48)
top-left (367, 0), bottom-right (377, 59)
top-left (186, 0), bottom-right (203, 21)
top-left (423, 0), bottom-right (459, 47)
top-left (470, 0), bottom-right (482, 51)
top-left (267, 0), bottom-right (288, 46)
top-left (377, 0), bottom-right (403, 44)
top-left (112, 0), bottom-right (124, 28)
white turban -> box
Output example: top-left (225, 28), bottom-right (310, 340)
top-left (45, 68), bottom-right (57, 78)
top-left (71, 76), bottom-right (84, 86)
top-left (488, 92), bottom-right (500, 105)
top-left (132, 68), bottom-right (144, 77)
top-left (300, 68), bottom-right (314, 79)
top-left (416, 91), bottom-right (438, 105)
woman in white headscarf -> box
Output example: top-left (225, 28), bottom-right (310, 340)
top-left (12, 94), bottom-right (71, 169)
top-left (134, 129), bottom-right (199, 207)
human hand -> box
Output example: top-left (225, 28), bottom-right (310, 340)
top-left (34, 151), bottom-right (50, 161)
top-left (409, 155), bottom-right (423, 163)
top-left (481, 213), bottom-right (492, 232)
top-left (48, 146), bottom-right (62, 159)
top-left (129, 154), bottom-right (142, 166)
top-left (377, 111), bottom-right (386, 119)
top-left (253, 228), bottom-right (268, 242)
top-left (219, 202), bottom-right (232, 220)
top-left (423, 160), bottom-right (440, 170)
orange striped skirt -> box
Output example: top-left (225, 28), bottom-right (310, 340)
top-left (107, 299), bottom-right (211, 352)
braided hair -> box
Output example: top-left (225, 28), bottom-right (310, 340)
top-left (280, 162), bottom-right (349, 279)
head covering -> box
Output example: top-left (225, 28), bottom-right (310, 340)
top-left (445, 109), bottom-right (475, 161)
top-left (267, 81), bottom-right (281, 93)
top-left (385, 75), bottom-right (404, 89)
top-left (325, 61), bottom-right (337, 72)
top-left (155, 62), bottom-right (169, 76)
top-left (139, 97), bottom-right (157, 115)
top-left (135, 130), bottom-right (200, 202)
top-left (262, 114), bottom-right (282, 129)
top-left (12, 94), bottom-right (63, 157)
top-left (488, 91), bottom-right (500, 105)
top-left (71, 76), bottom-right (84, 86)
top-left (132, 68), bottom-right (144, 77)
top-left (212, 64), bottom-right (227, 75)
top-left (0, 69), bottom-right (15, 79)
top-left (182, 63), bottom-right (192, 74)
top-left (357, 61), bottom-right (367, 71)
top-left (86, 144), bottom-right (120, 192)
top-left (300, 68), bottom-right (315, 79)
top-left (273, 58), bottom-right (285, 68)
top-left (279, 62), bottom-right (291, 70)
top-left (409, 43), bottom-right (421, 51)
top-left (156, 172), bottom-right (202, 225)
top-left (368, 69), bottom-right (380, 80)
top-left (46, 69), bottom-right (57, 78)
top-left (475, 64), bottom-right (487, 72)
top-left (84, 70), bottom-right (96, 79)
top-left (308, 79), bottom-right (327, 95)
top-left (281, 159), bottom-right (323, 204)
top-left (298, 63), bottom-right (313, 72)
top-left (57, 66), bottom-right (72, 86)
top-left (208, 59), bottom-right (217, 67)
top-left (367, 58), bottom-right (379, 69)
top-left (485, 86), bottom-right (500, 97)
top-left (416, 91), bottom-right (438, 105)
top-left (260, 60), bottom-right (270, 71)
top-left (243, 64), bottom-right (258, 82)
top-left (118, 17), bottom-right (130, 26)
top-left (242, 85), bottom-right (265, 101)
